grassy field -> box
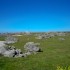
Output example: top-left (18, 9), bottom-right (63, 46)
top-left (0, 33), bottom-right (70, 70)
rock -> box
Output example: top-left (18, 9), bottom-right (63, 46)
top-left (3, 49), bottom-right (15, 57)
top-left (0, 41), bottom-right (25, 58)
top-left (0, 41), bottom-right (41, 58)
top-left (24, 52), bottom-right (31, 55)
top-left (59, 38), bottom-right (65, 41)
top-left (3, 48), bottom-right (24, 57)
top-left (35, 36), bottom-right (42, 39)
top-left (15, 54), bottom-right (25, 58)
top-left (24, 42), bottom-right (40, 53)
top-left (5, 36), bottom-right (18, 44)
top-left (0, 41), bottom-right (6, 54)
top-left (0, 47), bottom-right (6, 55)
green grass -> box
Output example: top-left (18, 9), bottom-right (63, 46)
top-left (0, 36), bottom-right (5, 41)
top-left (0, 34), bottom-right (70, 70)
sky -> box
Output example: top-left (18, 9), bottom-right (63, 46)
top-left (0, 0), bottom-right (70, 32)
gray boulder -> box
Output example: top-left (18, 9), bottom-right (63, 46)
top-left (5, 36), bottom-right (18, 44)
top-left (3, 49), bottom-right (15, 57)
top-left (0, 41), bottom-right (6, 55)
top-left (24, 42), bottom-right (40, 53)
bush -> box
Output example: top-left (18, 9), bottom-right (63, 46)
top-left (56, 66), bottom-right (70, 70)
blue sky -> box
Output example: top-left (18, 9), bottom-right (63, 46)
top-left (0, 0), bottom-right (70, 32)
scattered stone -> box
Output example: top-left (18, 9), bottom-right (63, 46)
top-left (56, 32), bottom-right (66, 36)
top-left (59, 38), bottom-right (65, 41)
top-left (3, 49), bottom-right (15, 57)
top-left (12, 35), bottom-right (23, 36)
top-left (24, 42), bottom-right (40, 54)
top-left (0, 41), bottom-right (6, 55)
top-left (24, 52), bottom-right (31, 55)
top-left (35, 32), bottom-right (66, 39)
top-left (35, 36), bottom-right (42, 39)
top-left (0, 37), bottom-right (42, 58)
top-left (0, 41), bottom-right (24, 58)
top-left (5, 36), bottom-right (18, 44)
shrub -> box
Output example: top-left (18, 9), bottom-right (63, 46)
top-left (56, 66), bottom-right (70, 70)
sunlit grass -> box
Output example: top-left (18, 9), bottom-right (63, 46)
top-left (0, 33), bottom-right (70, 70)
